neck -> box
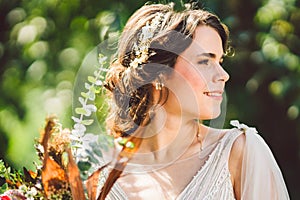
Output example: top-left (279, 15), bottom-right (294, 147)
top-left (130, 105), bottom-right (202, 165)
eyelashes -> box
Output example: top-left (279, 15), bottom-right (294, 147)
top-left (197, 59), bottom-right (224, 66)
top-left (198, 59), bottom-right (209, 65)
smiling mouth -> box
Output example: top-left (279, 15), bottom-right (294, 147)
top-left (203, 91), bottom-right (223, 97)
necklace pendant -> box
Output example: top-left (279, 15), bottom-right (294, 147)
top-left (199, 140), bottom-right (204, 151)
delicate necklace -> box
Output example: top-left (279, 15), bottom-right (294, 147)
top-left (196, 125), bottom-right (205, 152)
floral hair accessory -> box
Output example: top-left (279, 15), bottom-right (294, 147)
top-left (128, 13), bottom-right (164, 69)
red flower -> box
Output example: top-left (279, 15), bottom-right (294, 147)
top-left (0, 195), bottom-right (11, 200)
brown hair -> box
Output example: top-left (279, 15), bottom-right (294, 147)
top-left (100, 3), bottom-right (229, 199)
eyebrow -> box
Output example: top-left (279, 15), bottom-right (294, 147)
top-left (197, 53), bottom-right (216, 58)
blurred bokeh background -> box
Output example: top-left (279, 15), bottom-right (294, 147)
top-left (0, 0), bottom-right (299, 198)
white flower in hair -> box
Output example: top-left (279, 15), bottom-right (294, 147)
top-left (141, 22), bottom-right (153, 40)
top-left (130, 59), bottom-right (139, 68)
top-left (130, 13), bottom-right (164, 69)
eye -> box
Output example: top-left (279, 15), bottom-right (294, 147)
top-left (198, 59), bottom-right (209, 65)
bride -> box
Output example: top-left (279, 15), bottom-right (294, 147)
top-left (95, 2), bottom-right (290, 200)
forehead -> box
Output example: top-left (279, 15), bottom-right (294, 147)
top-left (182, 25), bottom-right (223, 58)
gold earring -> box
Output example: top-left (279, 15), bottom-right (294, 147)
top-left (155, 82), bottom-right (164, 90)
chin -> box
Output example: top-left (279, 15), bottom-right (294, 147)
top-left (199, 110), bottom-right (221, 120)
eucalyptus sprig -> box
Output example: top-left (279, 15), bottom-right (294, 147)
top-left (70, 54), bottom-right (112, 179)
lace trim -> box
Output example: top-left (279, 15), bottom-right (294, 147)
top-left (179, 129), bottom-right (240, 200)
top-left (203, 166), bottom-right (235, 200)
top-left (99, 127), bottom-right (242, 200)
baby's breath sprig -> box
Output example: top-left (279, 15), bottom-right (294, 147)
top-left (70, 54), bottom-right (110, 178)
top-left (128, 13), bottom-right (164, 69)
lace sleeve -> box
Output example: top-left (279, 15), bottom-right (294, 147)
top-left (230, 120), bottom-right (290, 200)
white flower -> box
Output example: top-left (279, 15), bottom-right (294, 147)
top-left (30, 187), bottom-right (37, 196)
top-left (141, 25), bottom-right (153, 40)
top-left (25, 187), bottom-right (38, 199)
top-left (133, 43), bottom-right (139, 52)
top-left (139, 53), bottom-right (148, 63)
top-left (35, 183), bottom-right (42, 190)
top-left (35, 143), bottom-right (44, 154)
top-left (130, 59), bottom-right (139, 68)
top-left (19, 185), bottom-right (27, 192)
top-left (152, 13), bottom-right (164, 26)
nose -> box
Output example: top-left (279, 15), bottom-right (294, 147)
top-left (214, 64), bottom-right (230, 82)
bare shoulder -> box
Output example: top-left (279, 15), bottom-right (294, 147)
top-left (231, 133), bottom-right (246, 159)
top-left (228, 131), bottom-right (246, 199)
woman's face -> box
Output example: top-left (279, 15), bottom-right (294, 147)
top-left (164, 25), bottom-right (230, 120)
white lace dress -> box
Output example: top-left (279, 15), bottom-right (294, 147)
top-left (99, 121), bottom-right (290, 200)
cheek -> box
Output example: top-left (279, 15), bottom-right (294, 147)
top-left (176, 65), bottom-right (207, 90)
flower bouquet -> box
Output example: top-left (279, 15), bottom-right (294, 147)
top-left (0, 117), bottom-right (88, 199)
top-left (0, 55), bottom-right (113, 200)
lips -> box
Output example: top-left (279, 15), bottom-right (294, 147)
top-left (203, 91), bottom-right (223, 99)
top-left (204, 91), bottom-right (223, 96)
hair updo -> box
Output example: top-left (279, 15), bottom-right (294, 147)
top-left (104, 3), bottom-right (229, 138)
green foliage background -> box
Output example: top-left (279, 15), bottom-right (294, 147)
top-left (0, 0), bottom-right (299, 198)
